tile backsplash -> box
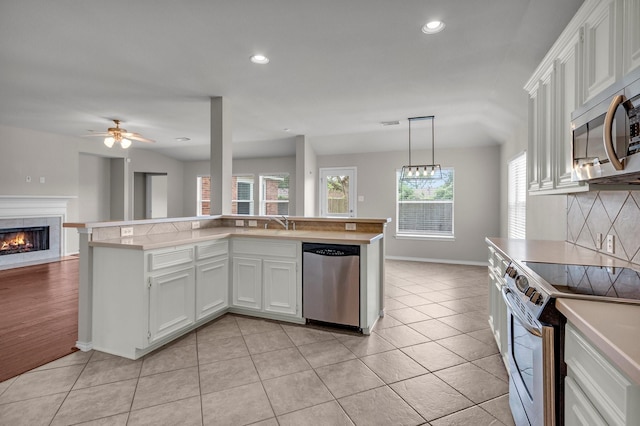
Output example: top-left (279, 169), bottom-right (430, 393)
top-left (567, 191), bottom-right (640, 265)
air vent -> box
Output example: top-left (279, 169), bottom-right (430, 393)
top-left (380, 121), bottom-right (400, 126)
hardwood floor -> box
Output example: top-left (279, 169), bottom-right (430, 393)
top-left (0, 258), bottom-right (79, 383)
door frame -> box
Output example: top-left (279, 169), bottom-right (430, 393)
top-left (319, 167), bottom-right (357, 217)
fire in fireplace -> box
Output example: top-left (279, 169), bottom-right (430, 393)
top-left (0, 226), bottom-right (49, 255)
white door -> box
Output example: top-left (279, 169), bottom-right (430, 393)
top-left (263, 260), bottom-right (297, 316)
top-left (195, 257), bottom-right (229, 320)
top-left (319, 167), bottom-right (356, 217)
top-left (232, 256), bottom-right (262, 310)
top-left (148, 266), bottom-right (195, 344)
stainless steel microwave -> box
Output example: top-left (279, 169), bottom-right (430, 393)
top-left (572, 71), bottom-right (640, 184)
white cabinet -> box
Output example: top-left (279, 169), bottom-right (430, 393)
top-left (231, 238), bottom-right (302, 321)
top-left (622, 0), bottom-right (640, 75)
top-left (564, 323), bottom-right (640, 425)
top-left (149, 266), bottom-right (195, 344)
top-left (528, 66), bottom-right (555, 192)
top-left (582, 0), bottom-right (620, 103)
top-left (263, 260), bottom-right (297, 316)
top-left (232, 256), bottom-right (263, 310)
top-left (196, 257), bottom-right (228, 320)
top-left (487, 246), bottom-right (508, 365)
top-left (92, 239), bottom-right (229, 359)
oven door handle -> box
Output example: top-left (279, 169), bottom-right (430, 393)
top-left (501, 286), bottom-right (542, 337)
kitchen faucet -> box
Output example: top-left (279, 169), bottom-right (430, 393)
top-left (264, 215), bottom-right (289, 230)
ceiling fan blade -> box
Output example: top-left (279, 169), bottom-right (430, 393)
top-left (82, 132), bottom-right (112, 137)
top-left (125, 133), bottom-right (155, 143)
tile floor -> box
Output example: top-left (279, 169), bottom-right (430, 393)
top-left (0, 260), bottom-right (515, 425)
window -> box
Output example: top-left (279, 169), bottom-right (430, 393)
top-left (508, 152), bottom-right (527, 239)
top-left (232, 175), bottom-right (254, 215)
top-left (197, 176), bottom-right (211, 216)
top-left (260, 174), bottom-right (289, 215)
top-left (396, 168), bottom-right (454, 237)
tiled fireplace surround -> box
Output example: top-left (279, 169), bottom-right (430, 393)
top-left (568, 190), bottom-right (640, 265)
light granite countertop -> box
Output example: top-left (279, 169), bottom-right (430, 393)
top-left (90, 227), bottom-right (384, 250)
top-left (486, 237), bottom-right (640, 384)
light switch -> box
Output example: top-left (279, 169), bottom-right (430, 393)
top-left (26, 176), bottom-right (31, 183)
top-left (358, 195), bottom-right (365, 202)
top-left (39, 176), bottom-right (45, 183)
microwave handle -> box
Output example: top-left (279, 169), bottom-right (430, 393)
top-left (604, 94), bottom-right (626, 171)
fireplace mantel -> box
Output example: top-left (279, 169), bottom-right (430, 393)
top-left (0, 195), bottom-right (76, 218)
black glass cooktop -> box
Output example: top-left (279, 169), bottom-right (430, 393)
top-left (523, 261), bottom-right (640, 301)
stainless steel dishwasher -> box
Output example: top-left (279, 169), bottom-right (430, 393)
top-left (302, 243), bottom-right (360, 328)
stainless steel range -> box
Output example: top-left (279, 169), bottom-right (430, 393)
top-left (502, 261), bottom-right (640, 426)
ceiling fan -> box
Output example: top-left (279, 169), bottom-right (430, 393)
top-left (86, 119), bottom-right (155, 149)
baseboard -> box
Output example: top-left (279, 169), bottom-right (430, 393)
top-left (75, 341), bottom-right (93, 352)
top-left (385, 255), bottom-right (488, 267)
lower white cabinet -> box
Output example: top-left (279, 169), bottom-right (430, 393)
top-left (196, 257), bottom-right (229, 320)
top-left (232, 256), bottom-right (263, 310)
top-left (92, 239), bottom-right (229, 359)
top-left (231, 238), bottom-right (301, 321)
top-left (487, 246), bottom-right (508, 364)
top-left (565, 323), bottom-right (640, 425)
top-left (149, 266), bottom-right (195, 344)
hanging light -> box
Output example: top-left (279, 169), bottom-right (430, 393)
top-left (120, 138), bottom-right (132, 149)
top-left (104, 136), bottom-right (115, 148)
top-left (400, 116), bottom-right (442, 180)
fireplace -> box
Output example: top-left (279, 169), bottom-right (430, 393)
top-left (0, 226), bottom-right (50, 255)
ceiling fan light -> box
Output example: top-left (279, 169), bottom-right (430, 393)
top-left (120, 138), bottom-right (132, 149)
top-left (104, 136), bottom-right (115, 148)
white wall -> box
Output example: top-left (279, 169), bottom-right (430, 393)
top-left (78, 154), bottom-right (111, 222)
top-left (316, 145), bottom-right (501, 264)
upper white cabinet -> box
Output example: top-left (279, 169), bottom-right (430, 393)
top-left (524, 0), bottom-right (640, 195)
top-left (582, 0), bottom-right (620, 103)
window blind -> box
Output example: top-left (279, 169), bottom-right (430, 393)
top-left (508, 152), bottom-right (527, 239)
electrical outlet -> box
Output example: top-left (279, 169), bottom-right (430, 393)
top-left (345, 223), bottom-right (357, 231)
top-left (120, 227), bottom-right (134, 237)
top-left (596, 233), bottom-right (603, 250)
top-left (248, 220), bottom-right (258, 227)
top-left (606, 234), bottom-right (615, 254)
top-left (191, 221), bottom-right (200, 229)
top-left (235, 220), bottom-right (245, 227)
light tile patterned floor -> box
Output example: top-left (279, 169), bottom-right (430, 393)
top-left (0, 260), bottom-right (515, 425)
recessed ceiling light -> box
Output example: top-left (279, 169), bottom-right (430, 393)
top-left (422, 20), bottom-right (445, 34)
top-left (175, 137), bottom-right (191, 142)
top-left (250, 54), bottom-right (270, 64)
top-left (283, 128), bottom-right (291, 132)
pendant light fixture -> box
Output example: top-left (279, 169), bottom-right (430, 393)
top-left (400, 115), bottom-right (442, 180)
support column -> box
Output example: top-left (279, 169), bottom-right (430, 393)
top-left (295, 135), bottom-right (317, 217)
top-left (210, 97), bottom-right (233, 215)
top-left (76, 227), bottom-right (93, 351)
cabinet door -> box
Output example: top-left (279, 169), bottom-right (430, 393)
top-left (622, 0), bottom-right (640, 75)
top-left (583, 0), bottom-right (620, 102)
top-left (196, 257), bottom-right (229, 321)
top-left (555, 31), bottom-right (584, 190)
top-left (263, 260), bottom-right (297, 316)
top-left (148, 266), bottom-right (195, 344)
top-left (538, 68), bottom-right (555, 191)
top-left (565, 376), bottom-right (607, 426)
top-left (528, 88), bottom-right (541, 191)
top-left (232, 256), bottom-right (262, 310)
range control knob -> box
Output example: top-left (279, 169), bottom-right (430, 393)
top-left (506, 266), bottom-right (518, 278)
top-left (524, 286), bottom-right (536, 297)
top-left (530, 292), bottom-right (544, 305)
top-left (515, 275), bottom-right (529, 292)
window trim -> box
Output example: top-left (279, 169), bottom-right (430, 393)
top-left (259, 173), bottom-right (290, 216)
top-left (232, 174), bottom-right (255, 216)
top-left (395, 168), bottom-right (455, 239)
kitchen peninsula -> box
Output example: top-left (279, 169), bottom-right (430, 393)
top-left (65, 216), bottom-right (389, 360)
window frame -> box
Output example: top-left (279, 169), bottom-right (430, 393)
top-left (196, 175), bottom-right (211, 216)
top-left (508, 152), bottom-right (527, 239)
top-left (232, 174), bottom-right (255, 215)
top-left (395, 168), bottom-right (455, 240)
top-left (259, 173), bottom-right (290, 216)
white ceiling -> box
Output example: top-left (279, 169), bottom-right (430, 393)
top-left (0, 0), bottom-right (584, 161)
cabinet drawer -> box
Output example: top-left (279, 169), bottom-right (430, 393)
top-left (196, 239), bottom-right (228, 260)
top-left (148, 246), bottom-right (194, 271)
top-left (233, 238), bottom-right (297, 258)
top-left (565, 324), bottom-right (640, 425)
top-left (565, 376), bottom-right (607, 426)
